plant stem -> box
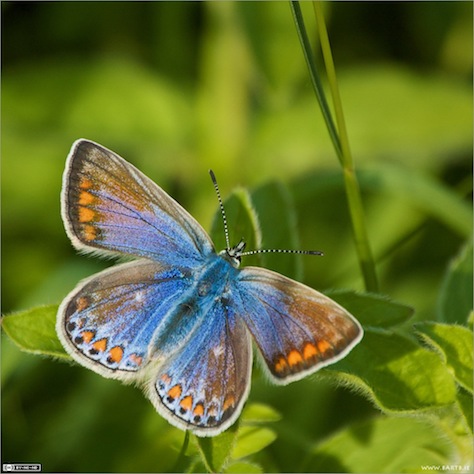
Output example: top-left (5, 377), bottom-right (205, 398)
top-left (172, 431), bottom-right (190, 472)
top-left (291, 0), bottom-right (379, 292)
top-left (290, 1), bottom-right (342, 162)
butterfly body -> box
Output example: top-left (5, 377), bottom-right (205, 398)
top-left (57, 139), bottom-right (363, 436)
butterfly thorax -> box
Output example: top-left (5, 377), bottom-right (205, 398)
top-left (150, 254), bottom-right (239, 358)
top-left (199, 252), bottom-right (240, 296)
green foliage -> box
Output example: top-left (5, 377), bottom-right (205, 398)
top-left (2, 305), bottom-right (65, 359)
top-left (438, 241), bottom-right (473, 323)
top-left (416, 322), bottom-right (473, 394)
top-left (2, 1), bottom-right (472, 473)
top-left (326, 290), bottom-right (414, 328)
top-left (328, 329), bottom-right (457, 412)
top-left (304, 416), bottom-right (453, 473)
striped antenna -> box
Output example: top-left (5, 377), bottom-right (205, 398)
top-left (209, 170), bottom-right (323, 259)
top-left (239, 248), bottom-right (323, 257)
top-left (209, 169), bottom-right (231, 250)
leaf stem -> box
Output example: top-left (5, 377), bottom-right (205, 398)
top-left (172, 431), bottom-right (190, 472)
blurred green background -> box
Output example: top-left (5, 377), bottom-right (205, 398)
top-left (2, 2), bottom-right (472, 473)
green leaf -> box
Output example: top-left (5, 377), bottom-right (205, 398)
top-left (438, 241), bottom-right (473, 324)
top-left (304, 416), bottom-right (452, 473)
top-left (210, 187), bottom-right (261, 268)
top-left (359, 163), bottom-right (472, 238)
top-left (241, 402), bottom-right (281, 424)
top-left (325, 329), bottom-right (457, 412)
top-left (231, 425), bottom-right (277, 460)
top-left (292, 163), bottom-right (472, 241)
top-left (194, 424), bottom-right (239, 473)
top-left (1, 304), bottom-right (67, 358)
top-left (225, 460), bottom-right (263, 473)
top-left (457, 388), bottom-right (473, 433)
top-left (326, 290), bottom-right (414, 328)
top-left (251, 180), bottom-right (303, 280)
top-left (415, 322), bottom-right (473, 394)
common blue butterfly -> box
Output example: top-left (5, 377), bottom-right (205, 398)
top-left (57, 139), bottom-right (363, 437)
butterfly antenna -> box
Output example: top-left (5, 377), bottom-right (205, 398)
top-left (209, 170), bottom-right (323, 259)
top-left (239, 248), bottom-right (323, 257)
top-left (209, 170), bottom-right (231, 250)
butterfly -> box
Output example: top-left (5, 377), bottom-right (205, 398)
top-left (57, 139), bottom-right (363, 437)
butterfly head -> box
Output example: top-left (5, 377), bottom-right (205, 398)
top-left (219, 239), bottom-right (246, 268)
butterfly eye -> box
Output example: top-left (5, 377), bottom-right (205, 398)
top-left (226, 240), bottom-right (246, 259)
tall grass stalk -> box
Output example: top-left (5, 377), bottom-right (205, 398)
top-left (290, 1), bottom-right (379, 292)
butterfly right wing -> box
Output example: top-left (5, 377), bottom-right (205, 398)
top-left (62, 139), bottom-right (214, 267)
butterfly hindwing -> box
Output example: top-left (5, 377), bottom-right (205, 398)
top-left (237, 266), bottom-right (363, 384)
top-left (61, 139), bottom-right (214, 267)
top-left (150, 297), bottom-right (252, 436)
top-left (57, 259), bottom-right (195, 381)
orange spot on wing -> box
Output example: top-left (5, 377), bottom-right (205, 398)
top-left (108, 346), bottom-right (124, 363)
top-left (303, 342), bottom-right (318, 360)
top-left (79, 207), bottom-right (95, 223)
top-left (161, 373), bottom-right (171, 385)
top-left (80, 177), bottom-right (93, 189)
top-left (81, 331), bottom-right (94, 344)
top-left (79, 191), bottom-right (95, 205)
top-left (317, 340), bottom-right (331, 354)
top-left (167, 385), bottom-right (182, 400)
top-left (82, 224), bottom-right (97, 241)
top-left (223, 395), bottom-right (235, 411)
top-left (275, 357), bottom-right (288, 373)
top-left (180, 395), bottom-right (193, 412)
top-left (129, 354), bottom-right (143, 367)
top-left (287, 349), bottom-right (303, 367)
top-left (76, 297), bottom-right (89, 311)
top-left (193, 403), bottom-right (204, 417)
top-left (92, 338), bottom-right (107, 352)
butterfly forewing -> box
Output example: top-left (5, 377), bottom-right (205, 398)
top-left (62, 140), bottom-right (214, 267)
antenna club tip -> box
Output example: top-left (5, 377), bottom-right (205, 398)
top-left (209, 169), bottom-right (219, 185)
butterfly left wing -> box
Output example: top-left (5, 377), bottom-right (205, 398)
top-left (236, 267), bottom-right (363, 384)
top-left (148, 298), bottom-right (252, 437)
top-left (57, 259), bottom-right (196, 381)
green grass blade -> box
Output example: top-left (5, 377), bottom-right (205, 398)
top-left (290, 1), bottom-right (378, 292)
top-left (289, 1), bottom-right (341, 159)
